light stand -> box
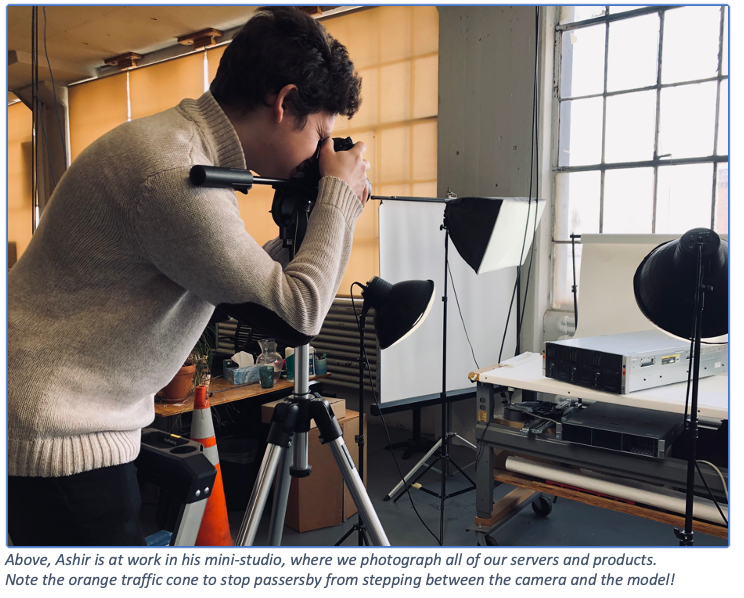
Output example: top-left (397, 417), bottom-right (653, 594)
top-left (633, 228), bottom-right (728, 546)
top-left (393, 219), bottom-right (477, 545)
top-left (335, 276), bottom-right (436, 546)
top-left (334, 305), bottom-right (371, 546)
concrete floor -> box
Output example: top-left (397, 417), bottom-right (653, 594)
top-left (220, 423), bottom-right (727, 548)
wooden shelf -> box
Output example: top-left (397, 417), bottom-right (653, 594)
top-left (154, 374), bottom-right (331, 417)
top-left (490, 469), bottom-right (727, 540)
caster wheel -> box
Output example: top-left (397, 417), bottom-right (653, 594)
top-left (532, 496), bottom-right (553, 518)
top-left (476, 532), bottom-right (499, 546)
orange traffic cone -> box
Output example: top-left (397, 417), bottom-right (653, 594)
top-left (191, 386), bottom-right (233, 546)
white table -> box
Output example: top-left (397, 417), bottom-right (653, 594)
top-left (472, 352), bottom-right (728, 421)
top-left (469, 353), bottom-right (728, 545)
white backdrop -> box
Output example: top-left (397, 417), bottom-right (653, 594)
top-left (378, 200), bottom-right (519, 404)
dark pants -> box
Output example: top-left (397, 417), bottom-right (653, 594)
top-left (8, 462), bottom-right (146, 546)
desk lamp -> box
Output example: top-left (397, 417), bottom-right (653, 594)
top-left (336, 276), bottom-right (435, 546)
top-left (633, 227), bottom-right (728, 546)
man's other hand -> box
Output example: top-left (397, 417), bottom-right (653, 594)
top-left (318, 138), bottom-right (370, 205)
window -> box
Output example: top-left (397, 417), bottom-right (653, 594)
top-left (552, 6), bottom-right (728, 309)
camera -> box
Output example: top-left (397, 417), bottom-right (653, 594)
top-left (270, 136), bottom-right (358, 256)
top-left (190, 136), bottom-right (367, 258)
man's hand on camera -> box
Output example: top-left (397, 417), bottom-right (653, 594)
top-left (318, 138), bottom-right (370, 205)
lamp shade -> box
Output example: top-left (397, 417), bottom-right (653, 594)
top-left (633, 228), bottom-right (728, 341)
top-left (361, 277), bottom-right (436, 350)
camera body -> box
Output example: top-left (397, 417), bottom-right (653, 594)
top-left (190, 136), bottom-right (365, 257)
top-left (271, 136), bottom-right (361, 257)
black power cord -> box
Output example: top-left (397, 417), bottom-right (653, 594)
top-left (498, 9), bottom-right (541, 364)
top-left (483, 6), bottom-right (542, 472)
top-left (447, 262), bottom-right (479, 370)
top-left (518, 6), bottom-right (542, 334)
top-left (42, 7), bottom-right (67, 170)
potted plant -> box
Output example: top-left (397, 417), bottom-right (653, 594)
top-left (160, 360), bottom-right (196, 403)
top-left (189, 331), bottom-right (215, 391)
top-left (158, 330), bottom-right (215, 403)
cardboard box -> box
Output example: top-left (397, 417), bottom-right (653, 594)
top-left (279, 410), bottom-right (367, 533)
top-left (261, 397), bottom-right (346, 429)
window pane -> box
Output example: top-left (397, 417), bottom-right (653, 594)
top-left (603, 168), bottom-right (654, 233)
top-left (560, 6), bottom-right (606, 24)
top-left (605, 90), bottom-right (656, 163)
top-left (561, 25), bottom-right (605, 98)
top-left (558, 97), bottom-right (603, 167)
top-left (714, 163), bottom-right (728, 235)
top-left (722, 7), bottom-right (728, 76)
top-left (656, 164), bottom-right (713, 234)
top-left (717, 79), bottom-right (728, 156)
top-left (554, 171), bottom-right (601, 240)
top-left (662, 6), bottom-right (720, 84)
top-left (659, 82), bottom-right (717, 159)
top-left (609, 6), bottom-right (646, 14)
top-left (607, 14), bottom-right (659, 91)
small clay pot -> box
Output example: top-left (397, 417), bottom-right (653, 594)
top-left (160, 362), bottom-right (196, 403)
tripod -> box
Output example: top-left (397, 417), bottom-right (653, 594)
top-left (385, 218), bottom-right (477, 543)
top-left (236, 344), bottom-right (390, 546)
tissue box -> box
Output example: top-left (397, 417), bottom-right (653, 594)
top-left (223, 359), bottom-right (239, 380)
top-left (226, 364), bottom-right (260, 385)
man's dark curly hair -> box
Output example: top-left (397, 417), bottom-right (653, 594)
top-left (210, 6), bottom-right (361, 127)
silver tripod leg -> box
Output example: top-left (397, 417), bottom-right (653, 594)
top-left (236, 443), bottom-right (285, 546)
top-left (267, 441), bottom-right (293, 546)
top-left (385, 438), bottom-right (442, 501)
top-left (328, 437), bottom-right (390, 546)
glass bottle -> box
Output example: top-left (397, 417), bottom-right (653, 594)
top-left (256, 338), bottom-right (283, 381)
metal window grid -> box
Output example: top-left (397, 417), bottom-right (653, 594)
top-left (553, 5), bottom-right (729, 238)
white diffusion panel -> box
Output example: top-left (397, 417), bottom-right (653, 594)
top-left (378, 200), bottom-right (517, 404)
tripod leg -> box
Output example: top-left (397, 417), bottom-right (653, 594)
top-left (237, 400), bottom-right (299, 546)
top-left (267, 442), bottom-right (293, 546)
top-left (328, 437), bottom-right (390, 546)
top-left (236, 444), bottom-right (285, 546)
top-left (385, 438), bottom-right (442, 501)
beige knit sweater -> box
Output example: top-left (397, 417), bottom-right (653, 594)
top-left (8, 92), bottom-right (362, 477)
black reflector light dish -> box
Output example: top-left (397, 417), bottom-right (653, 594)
top-left (634, 228), bottom-right (728, 341)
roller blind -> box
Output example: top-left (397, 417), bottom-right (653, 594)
top-left (68, 72), bottom-right (128, 161)
top-left (8, 102), bottom-right (34, 261)
top-left (63, 5), bottom-right (439, 292)
top-left (207, 44), bottom-right (227, 84)
top-left (129, 51), bottom-right (205, 119)
top-left (323, 6), bottom-right (439, 295)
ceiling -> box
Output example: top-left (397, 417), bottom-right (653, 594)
top-left (7, 5), bottom-right (261, 91)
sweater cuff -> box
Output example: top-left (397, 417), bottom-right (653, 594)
top-left (316, 176), bottom-right (364, 225)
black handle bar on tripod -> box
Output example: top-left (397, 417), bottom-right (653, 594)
top-left (190, 165), bottom-right (303, 194)
top-left (190, 165), bottom-right (447, 204)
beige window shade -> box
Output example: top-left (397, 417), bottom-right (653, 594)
top-left (207, 45), bottom-right (228, 85)
top-left (129, 51), bottom-right (205, 120)
top-left (8, 102), bottom-right (34, 261)
top-left (323, 6), bottom-right (439, 295)
top-left (68, 72), bottom-right (128, 161)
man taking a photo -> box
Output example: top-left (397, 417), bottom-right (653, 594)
top-left (8, 6), bottom-right (367, 546)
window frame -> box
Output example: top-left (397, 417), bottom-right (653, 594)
top-left (550, 5), bottom-right (729, 309)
